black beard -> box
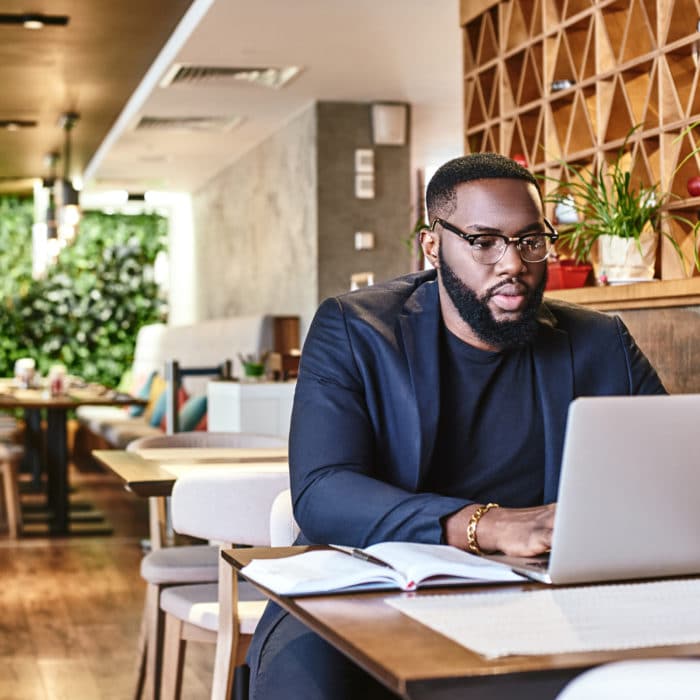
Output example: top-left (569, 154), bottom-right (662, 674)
top-left (438, 247), bottom-right (547, 350)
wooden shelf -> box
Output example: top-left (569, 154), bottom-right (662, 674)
top-left (545, 276), bottom-right (700, 310)
top-left (461, 0), bottom-right (700, 291)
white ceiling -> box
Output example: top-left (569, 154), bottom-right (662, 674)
top-left (87, 0), bottom-right (464, 194)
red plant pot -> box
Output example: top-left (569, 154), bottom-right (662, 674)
top-left (546, 260), bottom-right (592, 290)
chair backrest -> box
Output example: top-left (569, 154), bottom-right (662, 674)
top-left (126, 431), bottom-right (287, 451)
top-left (269, 488), bottom-right (300, 547)
top-left (556, 659), bottom-right (700, 700)
top-left (170, 465), bottom-right (290, 544)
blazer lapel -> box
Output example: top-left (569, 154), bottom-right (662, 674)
top-left (398, 279), bottom-right (442, 490)
top-left (532, 309), bottom-right (574, 503)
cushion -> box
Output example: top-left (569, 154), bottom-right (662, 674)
top-left (128, 370), bottom-right (157, 417)
top-left (149, 389), bottom-right (169, 428)
top-left (116, 367), bottom-right (133, 393)
top-left (159, 386), bottom-right (189, 431)
top-left (142, 374), bottom-right (167, 423)
top-left (193, 412), bottom-right (207, 432)
top-left (179, 395), bottom-right (207, 432)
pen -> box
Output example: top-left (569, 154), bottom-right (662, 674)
top-left (349, 548), bottom-right (394, 570)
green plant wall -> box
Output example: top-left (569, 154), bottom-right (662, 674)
top-left (0, 196), bottom-right (167, 386)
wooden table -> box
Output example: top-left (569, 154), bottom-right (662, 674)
top-left (0, 381), bottom-right (144, 535)
top-left (224, 546), bottom-right (700, 700)
top-left (93, 447), bottom-right (288, 497)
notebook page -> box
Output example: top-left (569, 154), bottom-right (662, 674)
top-left (387, 578), bottom-right (700, 658)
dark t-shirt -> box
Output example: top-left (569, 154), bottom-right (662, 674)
top-left (424, 326), bottom-right (545, 507)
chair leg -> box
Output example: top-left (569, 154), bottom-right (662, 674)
top-left (143, 582), bottom-right (166, 700)
top-left (212, 548), bottom-right (237, 700)
top-left (1, 458), bottom-right (21, 538)
top-left (160, 613), bottom-right (186, 700)
top-left (133, 589), bottom-right (149, 700)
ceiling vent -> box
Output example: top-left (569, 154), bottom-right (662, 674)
top-left (135, 116), bottom-right (243, 133)
top-left (160, 63), bottom-right (302, 89)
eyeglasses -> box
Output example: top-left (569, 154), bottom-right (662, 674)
top-left (430, 218), bottom-right (559, 265)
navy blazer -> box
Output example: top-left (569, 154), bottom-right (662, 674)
top-left (289, 270), bottom-right (665, 548)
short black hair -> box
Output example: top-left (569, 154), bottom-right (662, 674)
top-left (426, 153), bottom-right (541, 221)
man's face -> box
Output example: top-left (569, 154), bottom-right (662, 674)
top-left (432, 178), bottom-right (548, 350)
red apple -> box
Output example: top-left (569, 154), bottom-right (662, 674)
top-left (687, 176), bottom-right (700, 197)
top-left (512, 153), bottom-right (528, 168)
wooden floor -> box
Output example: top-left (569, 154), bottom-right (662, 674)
top-left (0, 464), bottom-right (215, 700)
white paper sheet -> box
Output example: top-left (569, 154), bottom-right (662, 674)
top-left (387, 578), bottom-right (700, 658)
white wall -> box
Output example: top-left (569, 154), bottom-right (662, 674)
top-left (191, 106), bottom-right (318, 334)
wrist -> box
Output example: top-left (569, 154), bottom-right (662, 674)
top-left (466, 502), bottom-right (500, 554)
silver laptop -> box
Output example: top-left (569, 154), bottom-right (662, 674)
top-left (484, 394), bottom-right (700, 585)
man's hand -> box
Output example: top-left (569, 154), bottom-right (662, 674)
top-left (444, 503), bottom-right (556, 557)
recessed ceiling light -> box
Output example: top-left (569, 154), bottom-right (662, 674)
top-left (0, 13), bottom-right (69, 28)
top-left (0, 119), bottom-right (38, 131)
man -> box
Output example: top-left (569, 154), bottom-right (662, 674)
top-left (247, 153), bottom-right (665, 698)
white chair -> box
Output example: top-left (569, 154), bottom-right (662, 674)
top-left (556, 659), bottom-right (700, 700)
top-left (0, 442), bottom-right (23, 538)
top-left (161, 465), bottom-right (291, 700)
top-left (125, 431), bottom-right (286, 700)
top-left (269, 488), bottom-right (299, 547)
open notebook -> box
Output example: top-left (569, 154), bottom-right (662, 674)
top-left (483, 394), bottom-right (700, 585)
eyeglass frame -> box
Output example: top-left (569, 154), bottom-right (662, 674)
top-left (429, 217), bottom-right (559, 265)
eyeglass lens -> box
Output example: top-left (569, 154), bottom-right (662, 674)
top-left (471, 234), bottom-right (553, 264)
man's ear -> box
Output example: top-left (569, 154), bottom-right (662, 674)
top-left (420, 228), bottom-right (439, 268)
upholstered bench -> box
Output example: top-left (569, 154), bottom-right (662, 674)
top-left (74, 315), bottom-right (298, 453)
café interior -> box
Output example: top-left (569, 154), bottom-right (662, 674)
top-left (1, 1), bottom-right (700, 698)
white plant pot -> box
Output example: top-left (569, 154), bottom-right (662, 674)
top-left (597, 229), bottom-right (658, 283)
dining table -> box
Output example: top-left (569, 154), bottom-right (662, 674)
top-left (0, 379), bottom-right (145, 535)
top-left (93, 446), bottom-right (289, 497)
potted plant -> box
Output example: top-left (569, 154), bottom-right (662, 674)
top-left (545, 131), bottom-right (690, 284)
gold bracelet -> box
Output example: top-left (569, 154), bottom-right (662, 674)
top-left (466, 502), bottom-right (499, 554)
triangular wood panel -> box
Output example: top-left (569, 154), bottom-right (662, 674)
top-left (544, 0), bottom-right (563, 27)
top-left (604, 76), bottom-right (636, 142)
top-left (551, 95), bottom-right (575, 154)
top-left (642, 135), bottom-right (662, 184)
top-left (509, 118), bottom-right (530, 162)
top-left (479, 9), bottom-right (500, 63)
top-left (506, 0), bottom-right (530, 50)
top-left (666, 47), bottom-right (698, 118)
top-left (567, 90), bottom-right (597, 153)
top-left (663, 0), bottom-right (700, 44)
top-left (521, 107), bottom-right (544, 163)
top-left (545, 103), bottom-right (564, 161)
top-left (641, 0), bottom-right (657, 40)
top-left (567, 17), bottom-right (590, 81)
top-left (551, 32), bottom-right (577, 86)
top-left (622, 61), bottom-right (655, 127)
top-left (530, 0), bottom-right (543, 37)
top-left (622, 0), bottom-right (656, 62)
top-left (467, 78), bottom-right (487, 128)
top-left (501, 119), bottom-right (516, 157)
top-left (465, 16), bottom-right (482, 66)
top-left (520, 48), bottom-right (543, 106)
top-left (686, 64), bottom-right (700, 119)
top-left (630, 140), bottom-right (655, 189)
top-left (659, 55), bottom-right (684, 124)
top-left (480, 65), bottom-right (499, 117)
top-left (602, 5), bottom-right (629, 62)
top-left (582, 86), bottom-right (598, 142)
top-left (505, 52), bottom-right (526, 106)
top-left (595, 8), bottom-right (617, 73)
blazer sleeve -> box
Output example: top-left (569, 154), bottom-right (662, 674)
top-left (289, 298), bottom-right (468, 548)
